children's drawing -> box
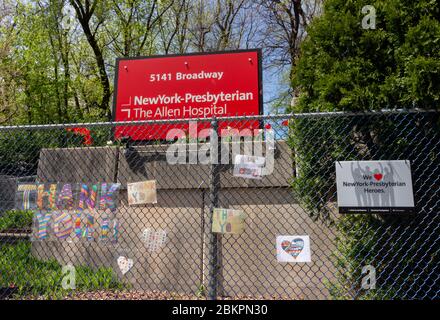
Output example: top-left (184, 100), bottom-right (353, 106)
top-left (20, 183), bottom-right (121, 244)
top-left (233, 154), bottom-right (265, 179)
top-left (127, 180), bottom-right (157, 205)
top-left (141, 228), bottom-right (167, 252)
top-left (212, 208), bottom-right (246, 234)
top-left (16, 184), bottom-right (38, 210)
top-left (276, 235), bottom-right (311, 263)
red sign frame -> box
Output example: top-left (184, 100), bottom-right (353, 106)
top-left (112, 49), bottom-right (263, 140)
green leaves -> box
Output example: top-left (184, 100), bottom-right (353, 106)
top-left (290, 0), bottom-right (440, 299)
top-left (293, 0), bottom-right (440, 112)
top-left (0, 210), bottom-right (33, 232)
top-left (0, 241), bottom-right (123, 299)
top-left (0, 210), bottom-right (124, 298)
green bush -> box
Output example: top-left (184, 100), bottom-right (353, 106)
top-left (290, 0), bottom-right (440, 299)
top-left (0, 210), bottom-right (124, 299)
top-left (0, 210), bottom-right (33, 231)
top-left (293, 0), bottom-right (440, 112)
top-left (288, 113), bottom-right (439, 299)
top-left (0, 241), bottom-right (124, 299)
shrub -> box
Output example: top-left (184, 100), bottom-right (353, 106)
top-left (0, 210), bottom-right (33, 231)
top-left (288, 112), bottom-right (439, 299)
top-left (0, 241), bottom-right (124, 299)
top-left (290, 0), bottom-right (440, 299)
top-left (0, 210), bottom-right (124, 299)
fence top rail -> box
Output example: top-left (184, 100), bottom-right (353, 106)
top-left (0, 108), bottom-right (437, 131)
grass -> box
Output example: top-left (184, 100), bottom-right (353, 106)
top-left (0, 210), bottom-right (124, 299)
top-left (0, 241), bottom-right (124, 299)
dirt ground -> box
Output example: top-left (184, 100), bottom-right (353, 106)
top-left (16, 290), bottom-right (289, 300)
top-left (65, 290), bottom-right (283, 300)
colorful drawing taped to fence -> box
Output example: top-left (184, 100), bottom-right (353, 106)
top-left (141, 228), bottom-right (167, 252)
top-left (34, 210), bottom-right (52, 240)
top-left (233, 154), bottom-right (265, 180)
top-left (52, 211), bottom-right (74, 239)
top-left (15, 183), bottom-right (121, 243)
top-left (127, 180), bottom-right (157, 205)
top-left (212, 208), bottom-right (246, 234)
top-left (276, 235), bottom-right (311, 263)
top-left (15, 184), bottom-right (38, 210)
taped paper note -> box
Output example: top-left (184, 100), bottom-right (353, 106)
top-left (127, 180), bottom-right (157, 205)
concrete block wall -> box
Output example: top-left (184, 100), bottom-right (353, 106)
top-left (32, 141), bottom-right (336, 299)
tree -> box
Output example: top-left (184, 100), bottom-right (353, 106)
top-left (69, 0), bottom-right (112, 120)
top-left (257, 0), bottom-right (323, 112)
top-left (158, 0), bottom-right (191, 54)
top-left (108, 0), bottom-right (175, 57)
top-left (288, 0), bottom-right (440, 299)
top-left (293, 0), bottom-right (440, 112)
top-left (0, 0), bottom-right (19, 124)
top-left (38, 0), bottom-right (74, 123)
top-left (187, 0), bottom-right (258, 52)
top-left (259, 0), bottom-right (321, 79)
top-left (1, 0), bottom-right (308, 124)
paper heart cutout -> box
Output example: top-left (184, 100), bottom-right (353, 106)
top-left (373, 173), bottom-right (383, 181)
top-left (117, 256), bottom-right (133, 275)
top-left (281, 238), bottom-right (304, 258)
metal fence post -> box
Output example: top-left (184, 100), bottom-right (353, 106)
top-left (207, 118), bottom-right (220, 300)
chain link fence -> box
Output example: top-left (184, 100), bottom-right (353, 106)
top-left (0, 110), bottom-right (438, 300)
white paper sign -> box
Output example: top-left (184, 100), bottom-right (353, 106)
top-left (276, 235), bottom-right (311, 263)
top-left (233, 154), bottom-right (265, 179)
top-left (335, 160), bottom-right (414, 214)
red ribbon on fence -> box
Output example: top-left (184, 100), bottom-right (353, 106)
top-left (66, 127), bottom-right (93, 146)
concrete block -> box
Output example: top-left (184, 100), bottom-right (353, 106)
top-left (37, 147), bottom-right (118, 183)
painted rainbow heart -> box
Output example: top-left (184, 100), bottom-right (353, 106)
top-left (281, 238), bottom-right (304, 258)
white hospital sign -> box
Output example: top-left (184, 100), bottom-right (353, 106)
top-left (335, 160), bottom-right (415, 214)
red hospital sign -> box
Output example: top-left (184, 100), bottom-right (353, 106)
top-left (113, 50), bottom-right (262, 140)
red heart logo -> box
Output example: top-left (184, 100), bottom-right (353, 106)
top-left (374, 173), bottom-right (383, 181)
